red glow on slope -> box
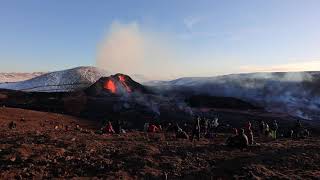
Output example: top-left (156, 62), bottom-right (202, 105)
top-left (119, 75), bottom-right (126, 82)
top-left (104, 80), bottom-right (116, 93)
top-left (118, 75), bottom-right (131, 93)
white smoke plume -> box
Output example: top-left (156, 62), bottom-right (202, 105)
top-left (96, 21), bottom-right (180, 80)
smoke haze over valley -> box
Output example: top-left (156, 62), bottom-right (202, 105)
top-left (2, 1), bottom-right (320, 179)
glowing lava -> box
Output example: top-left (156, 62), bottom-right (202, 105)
top-left (118, 75), bottom-right (131, 93)
top-left (104, 80), bottom-right (116, 93)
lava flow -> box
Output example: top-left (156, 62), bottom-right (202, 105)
top-left (104, 80), bottom-right (116, 93)
top-left (119, 75), bottom-right (131, 93)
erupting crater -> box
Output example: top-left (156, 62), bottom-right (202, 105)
top-left (85, 73), bottom-right (151, 96)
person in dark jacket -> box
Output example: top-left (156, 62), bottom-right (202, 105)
top-left (113, 119), bottom-right (122, 134)
top-left (294, 119), bottom-right (302, 138)
top-left (190, 116), bottom-right (201, 141)
top-left (259, 121), bottom-right (266, 136)
top-left (270, 120), bottom-right (278, 139)
top-left (234, 128), bottom-right (249, 149)
top-left (226, 128), bottom-right (239, 147)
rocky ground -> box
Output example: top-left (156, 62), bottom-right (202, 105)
top-left (1, 107), bottom-right (320, 179)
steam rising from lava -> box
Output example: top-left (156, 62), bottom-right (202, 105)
top-left (96, 21), bottom-right (179, 80)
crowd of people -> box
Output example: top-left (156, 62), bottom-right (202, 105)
top-left (226, 119), bottom-right (311, 149)
top-left (98, 116), bottom-right (311, 149)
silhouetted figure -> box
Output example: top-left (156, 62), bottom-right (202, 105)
top-left (103, 121), bottom-right (115, 134)
top-left (227, 128), bottom-right (248, 149)
top-left (113, 119), bottom-right (122, 134)
top-left (245, 121), bottom-right (254, 145)
top-left (183, 122), bottom-right (190, 133)
top-left (270, 120), bottom-right (278, 140)
top-left (235, 129), bottom-right (249, 149)
top-left (176, 127), bottom-right (189, 139)
top-left (264, 123), bottom-right (271, 137)
top-left (165, 123), bottom-right (176, 132)
top-left (211, 117), bottom-right (219, 132)
top-left (148, 124), bottom-right (159, 133)
top-left (290, 129), bottom-right (294, 138)
top-left (174, 123), bottom-right (181, 132)
top-left (294, 120), bottom-right (302, 138)
top-left (9, 121), bottom-right (16, 129)
top-left (259, 121), bottom-right (265, 136)
top-left (144, 123), bottom-right (150, 132)
top-left (226, 128), bottom-right (238, 147)
top-left (302, 129), bottom-right (310, 138)
top-left (190, 116), bottom-right (201, 141)
top-left (203, 118), bottom-right (209, 135)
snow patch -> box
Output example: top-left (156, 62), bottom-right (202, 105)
top-left (0, 66), bottom-right (109, 92)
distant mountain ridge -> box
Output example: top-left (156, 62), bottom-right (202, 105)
top-left (0, 66), bottom-right (109, 92)
top-left (0, 72), bottom-right (46, 83)
top-left (1, 66), bottom-right (319, 121)
top-left (149, 71), bottom-right (320, 121)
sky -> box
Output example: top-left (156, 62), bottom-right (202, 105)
top-left (1, 0), bottom-right (320, 80)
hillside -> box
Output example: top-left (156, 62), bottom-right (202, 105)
top-left (0, 72), bottom-right (45, 83)
top-left (0, 67), bottom-right (109, 92)
top-left (149, 72), bottom-right (320, 121)
top-left (1, 107), bottom-right (320, 179)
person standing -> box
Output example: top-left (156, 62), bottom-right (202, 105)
top-left (294, 119), bottom-right (302, 138)
top-left (245, 121), bottom-right (254, 145)
top-left (259, 121), bottom-right (266, 136)
top-left (190, 116), bottom-right (201, 141)
top-left (270, 120), bottom-right (278, 140)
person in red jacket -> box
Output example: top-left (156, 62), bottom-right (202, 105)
top-left (104, 121), bottom-right (115, 134)
top-left (148, 124), bottom-right (159, 133)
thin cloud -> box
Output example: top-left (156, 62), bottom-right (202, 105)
top-left (183, 16), bottom-right (202, 30)
top-left (239, 60), bottom-right (320, 72)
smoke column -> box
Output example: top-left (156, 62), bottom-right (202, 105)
top-left (96, 21), bottom-right (179, 80)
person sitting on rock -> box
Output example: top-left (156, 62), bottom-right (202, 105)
top-left (176, 127), bottom-right (189, 139)
top-left (9, 121), bottom-right (16, 129)
top-left (103, 121), bottom-right (115, 134)
top-left (113, 119), bottom-right (122, 134)
top-left (148, 124), bottom-right (159, 133)
top-left (226, 128), bottom-right (239, 147)
top-left (234, 128), bottom-right (249, 149)
top-left (165, 123), bottom-right (175, 132)
top-left (301, 129), bottom-right (310, 138)
top-left (183, 122), bottom-right (190, 133)
top-left (144, 123), bottom-right (150, 132)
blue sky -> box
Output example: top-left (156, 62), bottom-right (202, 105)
top-left (1, 0), bottom-right (320, 78)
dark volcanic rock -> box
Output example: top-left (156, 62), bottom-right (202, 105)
top-left (186, 95), bottom-right (262, 110)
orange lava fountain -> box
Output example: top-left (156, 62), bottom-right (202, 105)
top-left (104, 80), bottom-right (116, 93)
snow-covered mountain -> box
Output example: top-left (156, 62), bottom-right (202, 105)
top-left (149, 72), bottom-right (320, 121)
top-left (0, 72), bottom-right (46, 83)
top-left (0, 66), bottom-right (109, 92)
